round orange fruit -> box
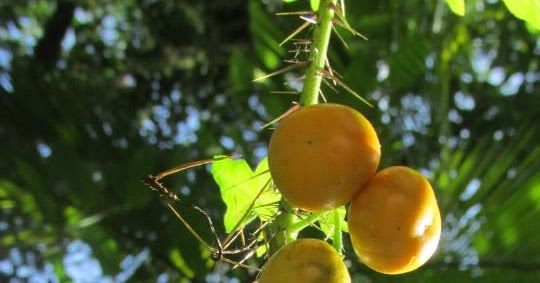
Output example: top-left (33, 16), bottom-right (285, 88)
top-left (348, 166), bottom-right (441, 274)
top-left (257, 238), bottom-right (351, 283)
top-left (268, 103), bottom-right (380, 212)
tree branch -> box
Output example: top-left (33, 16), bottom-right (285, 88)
top-left (33, 1), bottom-right (75, 68)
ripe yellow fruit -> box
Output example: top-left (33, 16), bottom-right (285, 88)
top-left (257, 238), bottom-right (351, 283)
top-left (268, 103), bottom-right (380, 212)
top-left (348, 166), bottom-right (441, 274)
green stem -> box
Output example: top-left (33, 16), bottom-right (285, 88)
top-left (282, 203), bottom-right (298, 242)
top-left (332, 208), bottom-right (343, 253)
top-left (268, 202), bottom-right (297, 255)
top-left (299, 0), bottom-right (338, 106)
top-left (289, 212), bottom-right (322, 233)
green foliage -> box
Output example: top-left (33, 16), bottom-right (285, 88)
top-left (249, 0), bottom-right (284, 70)
top-left (0, 0), bottom-right (539, 282)
top-left (502, 0), bottom-right (540, 30)
top-left (389, 35), bottom-right (431, 90)
top-left (229, 49), bottom-right (254, 95)
top-left (169, 249), bottom-right (195, 279)
top-left (445, 0), bottom-right (466, 16)
top-left (210, 156), bottom-right (280, 232)
top-left (311, 0), bottom-right (321, 11)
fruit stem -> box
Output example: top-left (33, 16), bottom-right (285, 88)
top-left (288, 212), bottom-right (321, 233)
top-left (269, 202), bottom-right (298, 255)
top-left (299, 0), bottom-right (338, 106)
top-left (332, 208), bottom-right (343, 253)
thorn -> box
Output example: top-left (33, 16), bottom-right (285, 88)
top-left (283, 59), bottom-right (308, 64)
top-left (319, 89), bottom-right (328, 103)
top-left (279, 21), bottom-right (312, 46)
top-left (332, 24), bottom-right (349, 48)
top-left (324, 56), bottom-right (336, 85)
top-left (330, 4), bottom-right (368, 40)
top-left (275, 11), bottom-right (314, 16)
top-left (261, 103), bottom-right (301, 129)
top-left (333, 18), bottom-right (368, 40)
top-left (253, 62), bottom-right (308, 82)
top-left (270, 90), bottom-right (301, 95)
top-left (321, 69), bottom-right (373, 107)
top-left (300, 15), bottom-right (317, 25)
top-left (322, 78), bottom-right (339, 94)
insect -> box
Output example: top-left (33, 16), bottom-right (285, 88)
top-left (143, 156), bottom-right (277, 271)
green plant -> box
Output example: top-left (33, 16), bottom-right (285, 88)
top-left (147, 0), bottom-right (444, 278)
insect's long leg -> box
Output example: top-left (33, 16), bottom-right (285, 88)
top-left (217, 220), bottom-right (273, 272)
top-left (151, 155), bottom-right (238, 181)
top-left (221, 177), bottom-right (273, 250)
top-left (251, 218), bottom-right (273, 238)
top-left (240, 229), bottom-right (246, 247)
top-left (222, 213), bottom-right (275, 255)
top-left (146, 174), bottom-right (224, 255)
top-left (221, 228), bottom-right (245, 253)
top-left (144, 156), bottom-right (243, 257)
top-left (221, 227), bottom-right (262, 255)
top-left (143, 158), bottom-right (224, 201)
top-left (220, 257), bottom-right (261, 272)
top-left (144, 156), bottom-right (274, 269)
top-left (231, 249), bottom-right (258, 270)
top-left (231, 222), bottom-right (280, 270)
top-left (167, 203), bottom-right (217, 251)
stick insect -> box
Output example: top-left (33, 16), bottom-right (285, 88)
top-left (143, 156), bottom-right (277, 271)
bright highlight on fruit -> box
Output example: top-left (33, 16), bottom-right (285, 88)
top-left (348, 166), bottom-right (441, 274)
top-left (268, 103), bottom-right (380, 212)
top-left (257, 238), bottom-right (351, 283)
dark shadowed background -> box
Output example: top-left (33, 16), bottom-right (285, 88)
top-left (1, 0), bottom-right (539, 282)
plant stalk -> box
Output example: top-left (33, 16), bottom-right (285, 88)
top-left (332, 208), bottom-right (343, 253)
top-left (269, 0), bottom-right (339, 256)
top-left (299, 0), bottom-right (338, 106)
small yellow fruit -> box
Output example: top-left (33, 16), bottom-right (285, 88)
top-left (348, 166), bottom-right (442, 274)
top-left (258, 238), bottom-right (351, 283)
top-left (268, 103), bottom-right (380, 212)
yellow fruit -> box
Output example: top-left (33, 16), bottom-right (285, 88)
top-left (348, 166), bottom-right (441, 274)
top-left (258, 238), bottom-right (351, 283)
top-left (268, 103), bottom-right (380, 212)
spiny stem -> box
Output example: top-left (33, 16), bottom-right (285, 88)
top-left (270, 0), bottom-right (339, 256)
top-left (299, 0), bottom-right (338, 106)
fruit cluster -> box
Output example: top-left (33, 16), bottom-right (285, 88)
top-left (262, 103), bottom-right (441, 279)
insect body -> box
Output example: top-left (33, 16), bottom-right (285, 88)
top-left (143, 156), bottom-right (274, 270)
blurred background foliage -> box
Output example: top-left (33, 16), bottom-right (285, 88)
top-left (0, 0), bottom-right (539, 282)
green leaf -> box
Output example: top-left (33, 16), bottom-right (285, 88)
top-left (310, 0), bottom-right (320, 11)
top-left (210, 157), bottom-right (278, 232)
top-left (445, 0), bottom-right (465, 16)
top-left (282, 0), bottom-right (300, 2)
top-left (249, 0), bottom-right (284, 69)
top-left (389, 35), bottom-right (431, 90)
top-left (252, 158), bottom-right (281, 221)
top-left (502, 0), bottom-right (540, 30)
